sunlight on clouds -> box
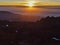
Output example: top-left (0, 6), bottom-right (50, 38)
top-left (0, 0), bottom-right (60, 2)
top-left (0, 0), bottom-right (60, 6)
top-left (26, 1), bottom-right (36, 7)
top-left (0, 2), bottom-right (60, 6)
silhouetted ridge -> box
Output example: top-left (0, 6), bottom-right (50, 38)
top-left (0, 11), bottom-right (41, 22)
top-left (0, 16), bottom-right (60, 45)
top-left (0, 11), bottom-right (21, 21)
top-left (0, 11), bottom-right (13, 14)
top-left (0, 11), bottom-right (16, 16)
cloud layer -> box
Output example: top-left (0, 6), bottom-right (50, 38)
top-left (0, 0), bottom-right (60, 2)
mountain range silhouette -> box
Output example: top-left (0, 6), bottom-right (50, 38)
top-left (0, 11), bottom-right (41, 22)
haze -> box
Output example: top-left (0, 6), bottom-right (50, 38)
top-left (0, 7), bottom-right (60, 17)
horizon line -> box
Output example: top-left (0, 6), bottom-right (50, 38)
top-left (0, 2), bottom-right (60, 6)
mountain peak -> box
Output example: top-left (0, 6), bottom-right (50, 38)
top-left (0, 11), bottom-right (13, 14)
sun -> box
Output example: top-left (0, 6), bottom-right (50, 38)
top-left (27, 1), bottom-right (35, 7)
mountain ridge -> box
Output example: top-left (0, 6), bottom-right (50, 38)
top-left (0, 11), bottom-right (41, 22)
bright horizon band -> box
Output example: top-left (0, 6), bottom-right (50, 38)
top-left (0, 2), bottom-right (60, 6)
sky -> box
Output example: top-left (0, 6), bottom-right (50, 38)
top-left (0, 0), bottom-right (60, 6)
top-left (0, 7), bottom-right (60, 22)
top-left (0, 0), bottom-right (60, 22)
top-left (0, 0), bottom-right (60, 2)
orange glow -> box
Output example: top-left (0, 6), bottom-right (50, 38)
top-left (24, 7), bottom-right (45, 15)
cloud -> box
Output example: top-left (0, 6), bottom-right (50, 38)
top-left (0, 0), bottom-right (26, 2)
top-left (39, 0), bottom-right (60, 2)
top-left (0, 0), bottom-right (60, 2)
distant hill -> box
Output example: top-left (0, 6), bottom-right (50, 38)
top-left (0, 11), bottom-right (41, 22)
top-left (0, 11), bottom-right (22, 21)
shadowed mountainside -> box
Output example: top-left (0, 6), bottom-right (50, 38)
top-left (0, 11), bottom-right (22, 21)
top-left (0, 11), bottom-right (41, 22)
top-left (0, 16), bottom-right (60, 45)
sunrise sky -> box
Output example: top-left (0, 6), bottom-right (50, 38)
top-left (0, 0), bottom-right (60, 6)
top-left (0, 0), bottom-right (60, 2)
top-left (0, 0), bottom-right (60, 21)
